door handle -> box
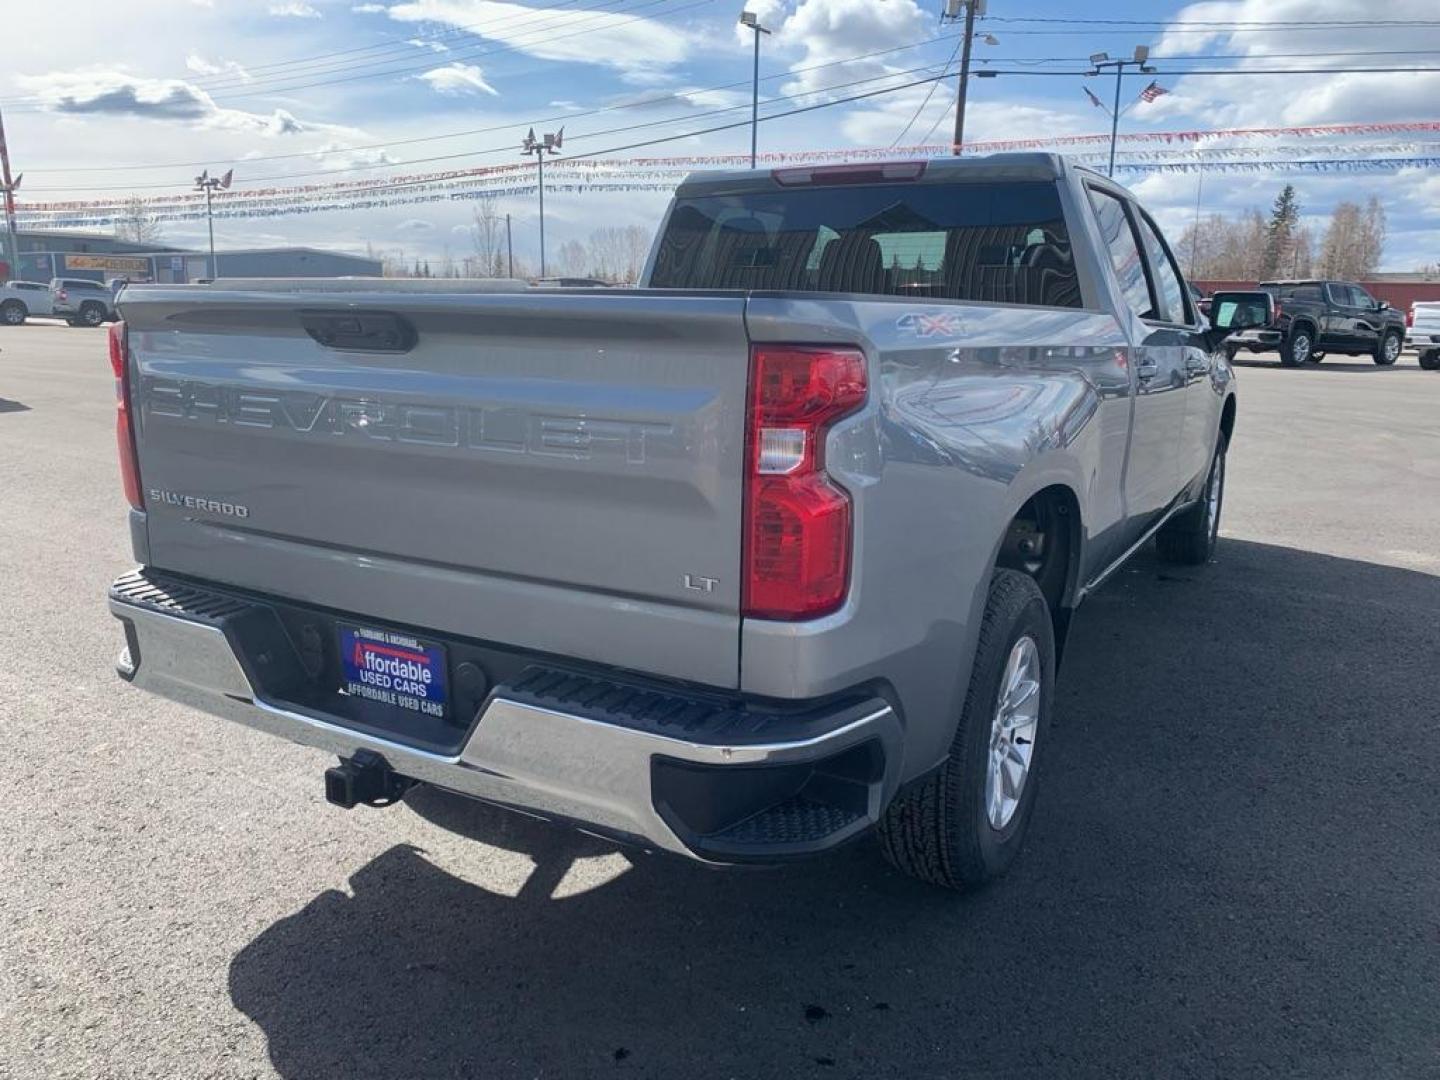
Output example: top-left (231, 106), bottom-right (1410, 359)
top-left (1185, 354), bottom-right (1211, 375)
top-left (1136, 359), bottom-right (1159, 381)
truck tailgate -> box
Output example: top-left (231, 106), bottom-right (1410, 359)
top-left (119, 285), bottom-right (749, 687)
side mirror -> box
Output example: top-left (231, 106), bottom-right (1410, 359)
top-left (1377, 300), bottom-right (1390, 312)
top-left (1203, 290), bottom-right (1274, 352)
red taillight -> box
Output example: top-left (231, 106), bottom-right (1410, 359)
top-left (58, 289), bottom-right (68, 302)
top-left (743, 345), bottom-right (867, 620)
top-left (1272, 299), bottom-right (1283, 323)
top-left (109, 321), bottom-right (143, 510)
top-left (1406, 308), bottom-right (1414, 328)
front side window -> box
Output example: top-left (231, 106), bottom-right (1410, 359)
top-left (1135, 212), bottom-right (1189, 324)
top-left (1087, 187), bottom-right (1152, 319)
top-left (649, 180), bottom-right (1082, 308)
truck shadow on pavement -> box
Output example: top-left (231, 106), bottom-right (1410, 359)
top-left (228, 539), bottom-right (1440, 1080)
top-left (0, 397), bottom-right (30, 414)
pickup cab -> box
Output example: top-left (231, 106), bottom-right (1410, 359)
top-left (1226, 279), bottom-right (1407, 367)
top-left (107, 155), bottom-right (1252, 890)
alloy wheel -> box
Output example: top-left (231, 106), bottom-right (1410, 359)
top-left (985, 636), bottom-right (1042, 830)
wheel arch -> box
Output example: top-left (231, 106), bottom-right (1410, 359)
top-left (991, 479), bottom-right (1084, 663)
top-left (1219, 393), bottom-right (1237, 449)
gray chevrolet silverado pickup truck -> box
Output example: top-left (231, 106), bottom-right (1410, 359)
top-left (107, 155), bottom-right (1260, 890)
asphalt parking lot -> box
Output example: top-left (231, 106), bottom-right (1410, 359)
top-left (2, 323), bottom-right (1437, 1079)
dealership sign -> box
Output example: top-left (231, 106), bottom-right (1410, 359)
top-left (64, 254), bottom-right (151, 273)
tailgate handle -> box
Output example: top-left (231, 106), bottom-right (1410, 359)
top-left (299, 310), bottom-right (416, 353)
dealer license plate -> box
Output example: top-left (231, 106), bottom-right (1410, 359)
top-left (338, 624), bottom-right (449, 721)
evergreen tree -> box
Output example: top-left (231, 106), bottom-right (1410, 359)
top-left (1260, 184), bottom-right (1300, 279)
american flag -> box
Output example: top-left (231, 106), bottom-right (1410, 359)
top-left (1140, 81), bottom-right (1170, 103)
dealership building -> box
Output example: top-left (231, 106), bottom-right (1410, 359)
top-left (1, 230), bottom-right (382, 283)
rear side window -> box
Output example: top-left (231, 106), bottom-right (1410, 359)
top-left (1087, 188), bottom-right (1152, 319)
top-left (649, 180), bottom-right (1082, 308)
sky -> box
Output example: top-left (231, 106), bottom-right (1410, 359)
top-left (5, 0), bottom-right (1439, 271)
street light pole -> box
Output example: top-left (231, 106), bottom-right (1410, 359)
top-left (1087, 48), bottom-right (1156, 177)
top-left (522, 128), bottom-right (562, 278)
top-left (738, 10), bottom-right (772, 169)
top-left (193, 168), bottom-right (233, 279)
top-left (505, 212), bottom-right (514, 278)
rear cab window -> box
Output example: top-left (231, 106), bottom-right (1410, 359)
top-left (649, 179), bottom-right (1082, 308)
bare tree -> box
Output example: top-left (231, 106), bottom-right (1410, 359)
top-left (555, 239), bottom-right (589, 278)
top-left (579, 225), bottom-right (654, 283)
top-left (114, 197), bottom-right (165, 246)
top-left (470, 201), bottom-right (507, 277)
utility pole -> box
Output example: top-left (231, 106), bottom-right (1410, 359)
top-left (738, 10), bottom-right (772, 168)
top-left (522, 128), bottom-right (562, 278)
top-left (505, 212), bottom-right (514, 278)
top-left (948, 0), bottom-right (983, 155)
top-left (1087, 48), bottom-right (1156, 177)
top-left (193, 168), bottom-right (233, 279)
top-left (0, 105), bottom-right (21, 282)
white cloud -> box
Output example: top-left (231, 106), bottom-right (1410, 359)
top-left (417, 62), bottom-right (498, 95)
top-left (770, 0), bottom-right (931, 98)
top-left (351, 2), bottom-right (386, 9)
top-left (407, 37), bottom-right (450, 53)
top-left (1151, 0), bottom-right (1440, 128)
top-left (310, 142), bottom-right (397, 170)
top-left (396, 218), bottom-right (435, 232)
top-left (269, 1), bottom-right (322, 17)
top-left (16, 69), bottom-right (366, 139)
top-left (185, 54), bottom-right (252, 81)
top-left (386, 0), bottom-right (690, 73)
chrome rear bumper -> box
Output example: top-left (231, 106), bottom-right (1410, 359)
top-left (110, 572), bottom-right (902, 861)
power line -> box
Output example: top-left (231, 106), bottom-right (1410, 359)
top-left (891, 36), bottom-right (964, 147)
top-left (178, 0), bottom-right (672, 98)
top-left (22, 32), bottom-right (967, 175)
top-left (26, 58), bottom-right (970, 192)
top-left (983, 16), bottom-right (1440, 28)
top-left (0, 0), bottom-right (692, 109)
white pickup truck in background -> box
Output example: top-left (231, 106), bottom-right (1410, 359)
top-left (0, 281), bottom-right (57, 326)
top-left (1408, 301), bottom-right (1440, 369)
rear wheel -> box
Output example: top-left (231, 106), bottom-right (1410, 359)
top-left (0, 300), bottom-right (25, 326)
top-left (877, 570), bottom-right (1054, 891)
top-left (1373, 331), bottom-right (1402, 366)
top-left (1419, 351), bottom-right (1440, 371)
top-left (78, 302), bottom-right (105, 327)
top-left (1157, 439), bottom-right (1226, 565)
top-left (1280, 327), bottom-right (1313, 367)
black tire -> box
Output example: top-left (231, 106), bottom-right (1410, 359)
top-left (877, 569), bottom-right (1054, 891)
top-left (1419, 351), bottom-right (1440, 371)
top-left (0, 300), bottom-right (25, 326)
top-left (1279, 327), bottom-right (1313, 367)
top-left (1373, 330), bottom-right (1402, 366)
top-left (1310, 351), bottom-right (1325, 362)
top-left (1157, 439), bottom-right (1226, 565)
top-left (78, 302), bottom-right (105, 327)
